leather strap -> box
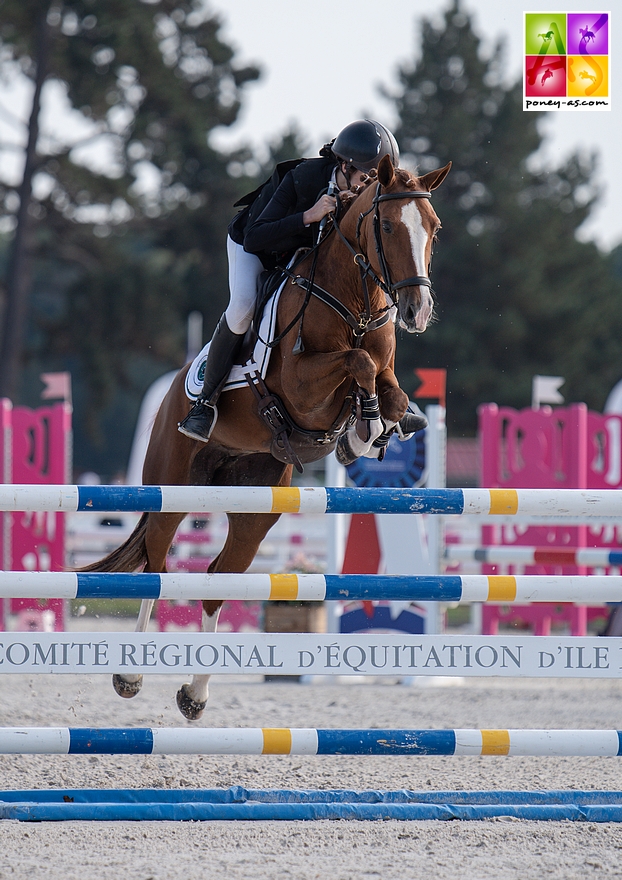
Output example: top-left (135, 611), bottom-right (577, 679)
top-left (290, 276), bottom-right (392, 338)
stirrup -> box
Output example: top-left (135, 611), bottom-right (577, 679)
top-left (177, 400), bottom-right (218, 443)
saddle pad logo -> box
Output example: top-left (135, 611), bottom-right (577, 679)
top-left (524, 12), bottom-right (611, 110)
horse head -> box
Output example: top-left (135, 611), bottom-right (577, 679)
top-left (350, 155), bottom-right (450, 334)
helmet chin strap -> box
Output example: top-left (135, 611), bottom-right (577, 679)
top-left (337, 162), bottom-right (354, 191)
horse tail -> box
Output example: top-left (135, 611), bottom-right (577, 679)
top-left (77, 512), bottom-right (150, 573)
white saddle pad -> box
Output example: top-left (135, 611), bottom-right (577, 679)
top-left (185, 280), bottom-right (285, 401)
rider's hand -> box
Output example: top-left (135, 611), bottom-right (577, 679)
top-left (302, 194), bottom-right (337, 226)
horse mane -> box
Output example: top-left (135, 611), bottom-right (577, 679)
top-left (337, 170), bottom-right (377, 216)
top-left (337, 165), bottom-right (420, 217)
top-left (395, 166), bottom-right (421, 189)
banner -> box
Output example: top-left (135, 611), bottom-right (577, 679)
top-left (0, 632), bottom-right (619, 678)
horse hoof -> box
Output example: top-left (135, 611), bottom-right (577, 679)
top-left (112, 674), bottom-right (143, 699)
top-left (176, 684), bottom-right (207, 721)
top-left (335, 434), bottom-right (358, 467)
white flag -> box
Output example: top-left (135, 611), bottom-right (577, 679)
top-left (532, 375), bottom-right (564, 409)
top-left (40, 372), bottom-right (72, 404)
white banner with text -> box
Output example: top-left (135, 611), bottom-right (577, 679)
top-left (0, 633), bottom-right (620, 678)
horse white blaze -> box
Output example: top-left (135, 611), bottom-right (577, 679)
top-left (185, 605), bottom-right (221, 705)
top-left (401, 202), bottom-right (433, 332)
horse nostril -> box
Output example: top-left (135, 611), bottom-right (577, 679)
top-left (406, 302), bottom-right (418, 324)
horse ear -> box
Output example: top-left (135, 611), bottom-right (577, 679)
top-left (377, 154), bottom-right (395, 188)
top-left (419, 161), bottom-right (452, 191)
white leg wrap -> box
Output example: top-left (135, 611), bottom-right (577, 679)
top-left (119, 599), bottom-right (155, 685)
top-left (344, 416), bottom-right (384, 458)
top-left (185, 605), bottom-right (221, 704)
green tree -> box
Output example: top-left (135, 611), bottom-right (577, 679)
top-left (0, 0), bottom-right (259, 385)
top-left (0, 0), bottom-right (259, 475)
top-left (391, 1), bottom-right (622, 432)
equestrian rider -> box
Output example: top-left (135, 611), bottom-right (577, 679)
top-left (178, 119), bottom-right (427, 443)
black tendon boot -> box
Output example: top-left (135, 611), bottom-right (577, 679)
top-left (178, 315), bottom-right (245, 442)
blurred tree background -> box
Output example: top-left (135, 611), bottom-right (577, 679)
top-left (0, 0), bottom-right (620, 477)
top-left (0, 0), bottom-right (262, 476)
top-left (392, 1), bottom-right (622, 432)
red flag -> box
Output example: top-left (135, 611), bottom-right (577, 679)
top-left (413, 368), bottom-right (446, 408)
top-left (341, 515), bottom-right (382, 619)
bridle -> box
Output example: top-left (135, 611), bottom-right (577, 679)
top-left (335, 182), bottom-right (435, 309)
top-left (277, 178), bottom-right (437, 349)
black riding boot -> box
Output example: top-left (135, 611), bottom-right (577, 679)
top-left (178, 315), bottom-right (245, 442)
top-left (397, 408), bottom-right (428, 437)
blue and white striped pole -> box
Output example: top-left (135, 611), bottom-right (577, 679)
top-left (0, 485), bottom-right (621, 516)
top-left (0, 571), bottom-right (621, 602)
top-left (446, 545), bottom-right (622, 567)
top-left (1, 727), bottom-right (621, 756)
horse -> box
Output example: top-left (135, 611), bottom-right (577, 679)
top-left (579, 70), bottom-right (597, 84)
top-left (82, 154), bottom-right (451, 720)
top-left (579, 27), bottom-right (595, 44)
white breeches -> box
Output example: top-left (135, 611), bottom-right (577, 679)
top-left (224, 236), bottom-right (264, 335)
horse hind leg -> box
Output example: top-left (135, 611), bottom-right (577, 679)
top-left (112, 512), bottom-right (186, 700)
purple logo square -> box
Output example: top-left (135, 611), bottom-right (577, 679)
top-left (567, 13), bottom-right (609, 54)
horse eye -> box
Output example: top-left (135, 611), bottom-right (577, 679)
top-left (381, 220), bottom-right (393, 234)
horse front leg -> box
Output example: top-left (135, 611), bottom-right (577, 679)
top-left (376, 365), bottom-right (410, 425)
top-left (282, 348), bottom-right (380, 413)
top-left (175, 511), bottom-right (284, 721)
top-left (285, 348), bottom-right (395, 464)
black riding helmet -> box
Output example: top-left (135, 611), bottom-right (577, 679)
top-left (332, 119), bottom-right (400, 173)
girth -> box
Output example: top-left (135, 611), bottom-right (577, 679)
top-left (246, 372), bottom-right (354, 474)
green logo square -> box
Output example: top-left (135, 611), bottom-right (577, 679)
top-left (525, 13), bottom-right (567, 55)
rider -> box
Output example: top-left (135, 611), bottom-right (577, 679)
top-left (178, 119), bottom-right (427, 443)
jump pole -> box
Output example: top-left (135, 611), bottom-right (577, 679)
top-left (0, 571), bottom-right (621, 602)
top-left (0, 485), bottom-right (621, 516)
top-left (1, 727), bottom-right (621, 756)
top-left (3, 789), bottom-right (622, 822)
top-left (446, 545), bottom-right (622, 567)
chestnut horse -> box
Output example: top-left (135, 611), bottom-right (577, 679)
top-left (84, 155), bottom-right (450, 719)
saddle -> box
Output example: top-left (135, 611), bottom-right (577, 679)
top-left (237, 266), bottom-right (290, 364)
